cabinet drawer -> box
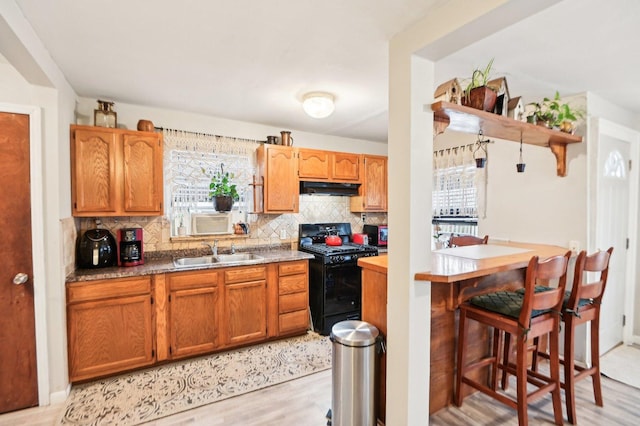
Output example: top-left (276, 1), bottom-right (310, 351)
top-left (279, 274), bottom-right (307, 295)
top-left (279, 310), bottom-right (309, 334)
top-left (278, 261), bottom-right (307, 276)
top-left (168, 270), bottom-right (219, 290)
top-left (67, 276), bottom-right (151, 303)
top-left (279, 292), bottom-right (308, 314)
top-left (224, 266), bottom-right (267, 284)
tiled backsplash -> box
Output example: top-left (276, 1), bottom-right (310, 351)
top-left (65, 195), bottom-right (387, 271)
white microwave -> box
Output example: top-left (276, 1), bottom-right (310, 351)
top-left (191, 213), bottom-right (233, 235)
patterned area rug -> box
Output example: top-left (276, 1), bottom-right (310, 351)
top-left (58, 332), bottom-right (331, 425)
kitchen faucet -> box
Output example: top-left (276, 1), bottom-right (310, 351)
top-left (202, 240), bottom-right (218, 256)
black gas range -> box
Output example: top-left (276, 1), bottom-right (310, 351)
top-left (299, 223), bottom-right (378, 335)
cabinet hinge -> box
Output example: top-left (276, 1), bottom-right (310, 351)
top-left (629, 159), bottom-right (632, 171)
top-left (169, 346), bottom-right (172, 355)
top-left (626, 238), bottom-right (630, 249)
top-left (152, 349), bottom-right (155, 358)
top-left (151, 296), bottom-right (154, 304)
top-left (169, 294), bottom-right (171, 302)
top-left (623, 314), bottom-right (626, 326)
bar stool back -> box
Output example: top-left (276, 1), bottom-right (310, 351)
top-left (455, 252), bottom-right (571, 426)
top-left (449, 234), bottom-right (488, 247)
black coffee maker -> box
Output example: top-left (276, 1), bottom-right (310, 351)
top-left (117, 228), bottom-right (144, 266)
top-left (77, 229), bottom-right (118, 268)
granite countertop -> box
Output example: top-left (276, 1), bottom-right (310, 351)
top-left (67, 250), bottom-right (314, 283)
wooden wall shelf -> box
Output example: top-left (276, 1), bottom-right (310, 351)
top-left (431, 101), bottom-right (583, 177)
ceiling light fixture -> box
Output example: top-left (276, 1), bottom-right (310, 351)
top-left (302, 92), bottom-right (335, 119)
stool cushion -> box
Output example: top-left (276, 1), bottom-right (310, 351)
top-left (515, 287), bottom-right (593, 311)
top-left (470, 291), bottom-right (549, 319)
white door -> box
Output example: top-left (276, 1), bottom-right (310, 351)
top-left (596, 133), bottom-right (630, 354)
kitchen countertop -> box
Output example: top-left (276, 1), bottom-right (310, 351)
top-left (415, 241), bottom-right (570, 283)
top-left (67, 250), bottom-right (314, 283)
top-left (358, 253), bottom-right (388, 274)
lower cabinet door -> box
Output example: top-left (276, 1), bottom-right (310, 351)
top-left (224, 280), bottom-right (268, 345)
top-left (67, 294), bottom-right (154, 382)
top-left (170, 286), bottom-right (220, 359)
top-left (279, 310), bottom-right (309, 335)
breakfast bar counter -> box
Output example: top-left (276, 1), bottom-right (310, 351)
top-left (416, 241), bottom-right (569, 413)
top-left (359, 242), bottom-right (569, 417)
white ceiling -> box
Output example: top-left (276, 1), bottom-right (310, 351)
top-left (12, 0), bottom-right (640, 143)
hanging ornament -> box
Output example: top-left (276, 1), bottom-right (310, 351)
top-left (516, 133), bottom-right (526, 173)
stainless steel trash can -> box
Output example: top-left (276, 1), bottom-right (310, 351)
top-left (330, 320), bottom-right (380, 426)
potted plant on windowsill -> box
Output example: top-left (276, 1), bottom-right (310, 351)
top-left (208, 165), bottom-right (239, 212)
top-left (462, 58), bottom-right (498, 112)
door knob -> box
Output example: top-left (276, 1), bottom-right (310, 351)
top-left (13, 273), bottom-right (28, 285)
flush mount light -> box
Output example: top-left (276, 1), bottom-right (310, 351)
top-left (302, 92), bottom-right (335, 119)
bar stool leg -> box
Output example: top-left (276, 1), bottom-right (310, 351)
top-left (515, 333), bottom-right (529, 426)
top-left (501, 333), bottom-right (512, 390)
top-left (564, 315), bottom-right (577, 424)
top-left (549, 326), bottom-right (564, 426)
top-left (454, 308), bottom-right (469, 406)
top-left (491, 328), bottom-right (503, 390)
top-left (591, 315), bottom-right (604, 407)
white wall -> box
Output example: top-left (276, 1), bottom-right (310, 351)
top-left (75, 97), bottom-right (388, 155)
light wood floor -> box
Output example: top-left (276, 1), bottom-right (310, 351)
top-left (1, 366), bottom-right (639, 425)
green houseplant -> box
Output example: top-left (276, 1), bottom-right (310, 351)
top-left (462, 58), bottom-right (497, 112)
top-left (527, 91), bottom-right (584, 132)
top-left (207, 165), bottom-right (239, 212)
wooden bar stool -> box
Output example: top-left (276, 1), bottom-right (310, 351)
top-left (510, 248), bottom-right (613, 424)
top-left (455, 252), bottom-right (571, 426)
top-left (562, 248), bottom-right (612, 424)
top-left (449, 234), bottom-right (488, 247)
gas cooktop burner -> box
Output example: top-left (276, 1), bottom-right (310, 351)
top-left (298, 223), bottom-right (378, 264)
top-left (301, 242), bottom-right (376, 256)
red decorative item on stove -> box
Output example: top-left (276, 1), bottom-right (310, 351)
top-left (325, 235), bottom-right (342, 246)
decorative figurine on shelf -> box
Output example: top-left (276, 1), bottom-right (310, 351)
top-left (94, 100), bottom-right (117, 128)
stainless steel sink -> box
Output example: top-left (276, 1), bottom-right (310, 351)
top-left (173, 255), bottom-right (217, 267)
top-left (173, 253), bottom-right (262, 268)
top-left (214, 253), bottom-right (263, 262)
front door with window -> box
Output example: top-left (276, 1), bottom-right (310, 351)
top-left (596, 132), bottom-right (630, 354)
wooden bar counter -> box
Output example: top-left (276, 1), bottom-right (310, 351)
top-left (359, 242), bottom-right (569, 417)
top-left (358, 254), bottom-right (388, 424)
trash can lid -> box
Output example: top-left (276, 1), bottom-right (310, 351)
top-left (331, 320), bottom-right (379, 347)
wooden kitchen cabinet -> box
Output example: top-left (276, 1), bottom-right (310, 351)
top-left (297, 148), bottom-right (360, 182)
top-left (71, 125), bottom-right (163, 216)
top-left (66, 276), bottom-right (154, 382)
top-left (256, 144), bottom-right (298, 213)
top-left (277, 260), bottom-right (309, 335)
top-left (222, 265), bottom-right (269, 346)
top-left (166, 270), bottom-right (221, 359)
top-left (67, 260), bottom-right (309, 382)
top-left (350, 154), bottom-right (388, 212)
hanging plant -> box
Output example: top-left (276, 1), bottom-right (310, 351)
top-left (204, 164), bottom-right (239, 212)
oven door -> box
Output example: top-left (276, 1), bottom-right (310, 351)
top-left (324, 262), bottom-right (361, 317)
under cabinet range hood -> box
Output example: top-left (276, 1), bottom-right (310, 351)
top-left (299, 181), bottom-right (360, 196)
